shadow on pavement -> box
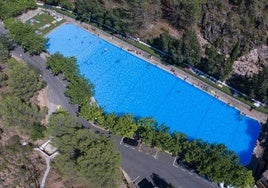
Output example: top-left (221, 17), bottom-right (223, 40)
top-left (151, 173), bottom-right (175, 188)
top-left (137, 178), bottom-right (154, 188)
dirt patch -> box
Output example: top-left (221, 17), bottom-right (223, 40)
top-left (37, 86), bottom-right (48, 108)
top-left (45, 168), bottom-right (66, 188)
top-left (140, 21), bottom-right (182, 40)
top-left (0, 127), bottom-right (19, 144)
top-left (45, 167), bottom-right (88, 188)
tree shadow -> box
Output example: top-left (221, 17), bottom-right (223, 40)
top-left (137, 178), bottom-right (154, 188)
top-left (151, 173), bottom-right (175, 188)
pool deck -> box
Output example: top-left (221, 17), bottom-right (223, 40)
top-left (40, 8), bottom-right (268, 124)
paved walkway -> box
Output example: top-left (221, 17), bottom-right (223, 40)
top-left (40, 157), bottom-right (51, 188)
top-left (34, 147), bottom-right (58, 188)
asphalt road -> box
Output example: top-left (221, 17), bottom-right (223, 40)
top-left (0, 22), bottom-right (217, 188)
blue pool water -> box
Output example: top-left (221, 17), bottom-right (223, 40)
top-left (46, 23), bottom-right (261, 165)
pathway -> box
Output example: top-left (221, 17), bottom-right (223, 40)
top-left (40, 157), bottom-right (51, 188)
top-left (34, 147), bottom-right (58, 188)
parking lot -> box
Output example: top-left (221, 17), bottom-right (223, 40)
top-left (119, 137), bottom-right (218, 188)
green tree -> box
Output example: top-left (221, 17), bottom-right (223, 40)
top-left (150, 31), bottom-right (183, 65)
top-left (75, 129), bottom-right (121, 187)
top-left (46, 109), bottom-right (82, 152)
top-left (79, 104), bottom-right (105, 126)
top-left (136, 117), bottom-right (157, 145)
top-left (103, 112), bottom-right (118, 130)
top-left (229, 40), bottom-right (241, 64)
top-left (0, 34), bottom-right (13, 63)
top-left (113, 114), bottom-right (138, 137)
top-left (229, 165), bottom-right (254, 187)
top-left (0, 43), bottom-right (9, 63)
top-left (0, 95), bottom-right (45, 128)
top-left (0, 69), bottom-right (8, 87)
top-left (59, 0), bottom-right (74, 10)
top-left (4, 18), bottom-right (47, 55)
top-left (153, 124), bottom-right (172, 150)
top-left (250, 67), bottom-right (268, 103)
top-left (169, 132), bottom-right (187, 155)
top-left (7, 58), bottom-right (43, 101)
top-left (47, 110), bottom-right (121, 188)
top-left (182, 30), bottom-right (201, 66)
top-left (31, 122), bottom-right (46, 141)
top-left (46, 53), bottom-right (79, 80)
top-left (0, 0), bottom-right (36, 20)
top-left (228, 67), bottom-right (268, 104)
top-left (162, 0), bottom-right (201, 29)
top-left (46, 53), bottom-right (94, 105)
top-left (65, 76), bottom-right (93, 105)
top-left (199, 45), bottom-right (230, 80)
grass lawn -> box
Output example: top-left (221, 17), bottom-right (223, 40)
top-left (27, 12), bottom-right (65, 35)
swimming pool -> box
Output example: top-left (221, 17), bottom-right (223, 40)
top-left (46, 23), bottom-right (260, 165)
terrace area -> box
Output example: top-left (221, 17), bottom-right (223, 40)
top-left (19, 8), bottom-right (65, 35)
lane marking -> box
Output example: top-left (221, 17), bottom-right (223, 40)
top-left (119, 137), bottom-right (124, 145)
top-left (152, 149), bottom-right (159, 159)
top-left (173, 157), bottom-right (179, 168)
top-left (132, 176), bottom-right (140, 183)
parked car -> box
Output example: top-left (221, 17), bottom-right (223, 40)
top-left (123, 137), bottom-right (139, 147)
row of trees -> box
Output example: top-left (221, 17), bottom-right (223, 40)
top-left (4, 18), bottom-right (47, 55)
top-left (46, 53), bottom-right (94, 106)
top-left (46, 110), bottom-right (121, 188)
top-left (149, 31), bottom-right (235, 81)
top-left (81, 106), bottom-right (254, 187)
top-left (46, 53), bottom-right (255, 187)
